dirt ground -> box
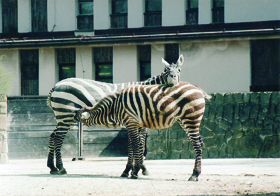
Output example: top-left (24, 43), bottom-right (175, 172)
top-left (0, 158), bottom-right (279, 196)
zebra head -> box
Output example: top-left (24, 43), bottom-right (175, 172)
top-left (162, 54), bottom-right (184, 85)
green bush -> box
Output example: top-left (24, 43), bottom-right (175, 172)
top-left (0, 55), bottom-right (13, 95)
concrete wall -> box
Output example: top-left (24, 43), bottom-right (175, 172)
top-left (0, 50), bottom-right (20, 96)
top-left (225, 0), bottom-right (280, 23)
top-left (180, 40), bottom-right (250, 93)
top-left (94, 0), bottom-right (110, 30)
top-left (18, 0), bottom-right (31, 33)
top-left (0, 95), bottom-right (8, 163)
top-left (113, 45), bottom-right (138, 83)
top-left (128, 0), bottom-right (144, 28)
top-left (39, 48), bottom-right (56, 95)
top-left (146, 91), bottom-right (280, 160)
top-left (162, 0), bottom-right (185, 26)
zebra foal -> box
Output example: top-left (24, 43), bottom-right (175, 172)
top-left (47, 55), bottom-right (184, 175)
top-left (77, 81), bottom-right (208, 181)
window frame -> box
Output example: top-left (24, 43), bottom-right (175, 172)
top-left (186, 0), bottom-right (198, 25)
top-left (20, 49), bottom-right (39, 96)
top-left (144, 0), bottom-right (162, 27)
top-left (164, 44), bottom-right (179, 64)
top-left (138, 45), bottom-right (151, 81)
top-left (110, 0), bottom-right (128, 29)
top-left (212, 0), bottom-right (224, 24)
top-left (250, 39), bottom-right (280, 92)
top-left (77, 0), bottom-right (94, 31)
top-left (94, 47), bottom-right (113, 83)
top-left (1, 0), bottom-right (18, 35)
top-left (56, 48), bottom-right (76, 81)
top-left (31, 0), bottom-right (48, 32)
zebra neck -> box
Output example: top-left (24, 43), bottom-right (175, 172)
top-left (140, 73), bottom-right (166, 85)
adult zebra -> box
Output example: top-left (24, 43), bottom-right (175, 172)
top-left (47, 55), bottom-right (184, 175)
top-left (77, 81), bottom-right (209, 181)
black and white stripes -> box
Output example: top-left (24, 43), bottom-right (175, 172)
top-left (46, 55), bottom-right (184, 175)
top-left (78, 81), bottom-right (207, 180)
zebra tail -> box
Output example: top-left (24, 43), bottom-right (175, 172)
top-left (47, 87), bottom-right (54, 109)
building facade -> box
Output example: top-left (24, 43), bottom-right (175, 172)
top-left (0, 0), bottom-right (280, 96)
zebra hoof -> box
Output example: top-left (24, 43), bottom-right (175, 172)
top-left (50, 168), bottom-right (59, 175)
top-left (130, 174), bottom-right (138, 179)
top-left (188, 175), bottom-right (198, 181)
top-left (142, 170), bottom-right (149, 176)
top-left (120, 173), bottom-right (129, 178)
top-left (58, 168), bottom-right (67, 175)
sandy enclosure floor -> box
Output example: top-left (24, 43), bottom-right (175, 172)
top-left (0, 158), bottom-right (279, 196)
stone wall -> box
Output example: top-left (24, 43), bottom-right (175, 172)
top-left (146, 92), bottom-right (280, 159)
top-left (0, 95), bottom-right (8, 163)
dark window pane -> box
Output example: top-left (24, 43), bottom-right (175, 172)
top-left (59, 65), bottom-right (76, 81)
top-left (79, 2), bottom-right (93, 14)
top-left (20, 50), bottom-right (39, 95)
top-left (31, 0), bottom-right (47, 32)
top-left (140, 62), bottom-right (151, 81)
top-left (94, 47), bottom-right (113, 83)
top-left (94, 47), bottom-right (113, 63)
top-left (212, 0), bottom-right (224, 23)
top-left (111, 0), bottom-right (127, 28)
top-left (96, 64), bottom-right (113, 83)
top-left (165, 44), bottom-right (179, 64)
top-left (144, 0), bottom-right (162, 27)
top-left (2, 0), bottom-right (18, 35)
top-left (138, 45), bottom-right (151, 62)
top-left (112, 0), bottom-right (127, 14)
top-left (146, 0), bottom-right (162, 12)
top-left (77, 0), bottom-right (93, 30)
top-left (186, 0), bottom-right (198, 25)
top-left (250, 39), bottom-right (280, 92)
top-left (214, 0), bottom-right (224, 7)
top-left (57, 48), bottom-right (76, 81)
top-left (188, 0), bottom-right (198, 9)
top-left (57, 48), bottom-right (76, 64)
top-left (138, 45), bottom-right (151, 81)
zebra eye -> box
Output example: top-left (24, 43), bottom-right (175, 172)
top-left (178, 68), bottom-right (181, 72)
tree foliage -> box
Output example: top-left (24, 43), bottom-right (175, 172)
top-left (0, 55), bottom-right (13, 95)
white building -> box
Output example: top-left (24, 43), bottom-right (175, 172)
top-left (0, 0), bottom-right (280, 96)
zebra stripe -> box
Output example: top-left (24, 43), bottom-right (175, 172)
top-left (47, 55), bottom-right (184, 175)
top-left (78, 81), bottom-right (208, 180)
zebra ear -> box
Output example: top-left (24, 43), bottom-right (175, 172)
top-left (177, 55), bottom-right (184, 67)
top-left (162, 58), bottom-right (170, 68)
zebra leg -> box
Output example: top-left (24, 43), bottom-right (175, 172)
top-left (52, 122), bottom-right (71, 175)
top-left (178, 120), bottom-right (203, 181)
top-left (47, 130), bottom-right (59, 174)
top-left (139, 128), bottom-right (148, 175)
top-left (126, 124), bottom-right (141, 179)
top-left (120, 136), bottom-right (133, 177)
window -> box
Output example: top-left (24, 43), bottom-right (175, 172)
top-left (57, 48), bottom-right (76, 81)
top-left (165, 44), bottom-right (179, 64)
top-left (144, 0), bottom-right (162, 27)
top-left (77, 0), bottom-right (94, 31)
top-left (111, 0), bottom-right (127, 28)
top-left (94, 47), bottom-right (113, 83)
top-left (186, 0), bottom-right (198, 25)
top-left (250, 39), bottom-right (280, 92)
top-left (1, 0), bottom-right (18, 35)
top-left (212, 0), bottom-right (224, 23)
top-left (138, 45), bottom-right (151, 81)
top-left (20, 50), bottom-right (39, 95)
top-left (31, 0), bottom-right (47, 32)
